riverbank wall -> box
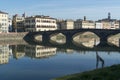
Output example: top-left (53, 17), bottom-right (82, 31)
top-left (0, 32), bottom-right (28, 40)
top-left (0, 32), bottom-right (28, 45)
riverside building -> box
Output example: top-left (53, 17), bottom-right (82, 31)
top-left (12, 14), bottom-right (25, 32)
top-left (24, 15), bottom-right (57, 32)
top-left (74, 16), bottom-right (95, 29)
top-left (96, 13), bottom-right (119, 29)
top-left (0, 11), bottom-right (9, 33)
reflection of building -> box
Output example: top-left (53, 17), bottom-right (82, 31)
top-left (11, 45), bottom-right (25, 59)
top-left (0, 11), bottom-right (9, 33)
top-left (0, 45), bottom-right (9, 64)
top-left (25, 15), bottom-right (57, 32)
top-left (25, 45), bottom-right (57, 59)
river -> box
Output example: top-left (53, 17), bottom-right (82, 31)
top-left (0, 36), bottom-right (120, 80)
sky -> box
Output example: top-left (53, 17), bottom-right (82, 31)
top-left (1, 0), bottom-right (120, 20)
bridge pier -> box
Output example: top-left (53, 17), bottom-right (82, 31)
top-left (42, 33), bottom-right (50, 43)
top-left (65, 33), bottom-right (73, 45)
top-left (98, 37), bottom-right (109, 47)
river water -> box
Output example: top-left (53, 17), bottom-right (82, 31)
top-left (0, 37), bottom-right (120, 80)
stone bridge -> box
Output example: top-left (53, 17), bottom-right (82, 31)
top-left (25, 29), bottom-right (120, 46)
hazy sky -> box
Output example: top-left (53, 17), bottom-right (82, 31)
top-left (1, 0), bottom-right (120, 20)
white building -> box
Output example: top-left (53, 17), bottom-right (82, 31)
top-left (95, 22), bottom-right (103, 29)
top-left (0, 11), bottom-right (9, 33)
top-left (25, 15), bottom-right (57, 32)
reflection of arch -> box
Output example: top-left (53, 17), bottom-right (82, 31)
top-left (34, 34), bottom-right (42, 42)
top-left (50, 33), bottom-right (66, 44)
top-left (73, 31), bottom-right (99, 42)
top-left (96, 52), bottom-right (104, 69)
top-left (73, 32), bottom-right (100, 48)
top-left (108, 33), bottom-right (120, 47)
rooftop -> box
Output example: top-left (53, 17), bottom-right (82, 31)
top-left (26, 15), bottom-right (56, 20)
top-left (0, 11), bottom-right (8, 14)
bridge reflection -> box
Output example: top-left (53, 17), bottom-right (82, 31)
top-left (25, 36), bottom-right (120, 52)
top-left (0, 37), bottom-right (120, 67)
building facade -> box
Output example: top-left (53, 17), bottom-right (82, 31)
top-left (75, 17), bottom-right (95, 29)
top-left (97, 13), bottom-right (120, 29)
top-left (60, 19), bottom-right (74, 30)
top-left (0, 11), bottom-right (9, 33)
top-left (12, 14), bottom-right (25, 32)
top-left (74, 19), bottom-right (82, 29)
top-left (24, 15), bottom-right (57, 32)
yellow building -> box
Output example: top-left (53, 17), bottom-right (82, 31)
top-left (61, 19), bottom-right (74, 30)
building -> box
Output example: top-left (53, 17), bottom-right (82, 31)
top-left (12, 13), bottom-right (25, 32)
top-left (0, 11), bottom-right (9, 33)
top-left (74, 19), bottom-right (82, 29)
top-left (97, 13), bottom-right (119, 29)
top-left (24, 15), bottom-right (57, 32)
top-left (82, 20), bottom-right (95, 29)
top-left (95, 22), bottom-right (103, 29)
top-left (75, 17), bottom-right (95, 29)
top-left (56, 19), bottom-right (64, 30)
top-left (60, 19), bottom-right (74, 30)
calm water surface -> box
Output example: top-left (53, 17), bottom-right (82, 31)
top-left (0, 38), bottom-right (120, 80)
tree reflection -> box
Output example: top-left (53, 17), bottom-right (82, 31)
top-left (96, 51), bottom-right (104, 69)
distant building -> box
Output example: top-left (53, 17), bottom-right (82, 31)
top-left (74, 19), bottom-right (82, 29)
top-left (97, 13), bottom-right (119, 29)
top-left (60, 19), bottom-right (74, 30)
top-left (75, 16), bottom-right (95, 29)
top-left (56, 19), bottom-right (64, 30)
top-left (0, 11), bottom-right (9, 33)
top-left (24, 15), bottom-right (57, 32)
top-left (95, 22), bottom-right (103, 29)
top-left (12, 13), bottom-right (25, 32)
top-left (82, 20), bottom-right (95, 29)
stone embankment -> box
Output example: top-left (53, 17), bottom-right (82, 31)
top-left (0, 32), bottom-right (28, 45)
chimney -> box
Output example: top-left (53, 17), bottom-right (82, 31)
top-left (84, 16), bottom-right (86, 21)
